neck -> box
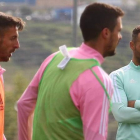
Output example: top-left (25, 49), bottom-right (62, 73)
top-left (85, 40), bottom-right (104, 57)
top-left (132, 57), bottom-right (140, 66)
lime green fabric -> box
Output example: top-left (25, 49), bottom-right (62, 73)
top-left (32, 52), bottom-right (100, 140)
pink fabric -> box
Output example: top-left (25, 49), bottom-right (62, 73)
top-left (0, 66), bottom-right (6, 81)
top-left (3, 134), bottom-right (6, 140)
top-left (0, 66), bottom-right (6, 140)
top-left (17, 43), bottom-right (113, 140)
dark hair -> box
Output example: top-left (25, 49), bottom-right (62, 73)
top-left (80, 2), bottom-right (124, 42)
top-left (132, 25), bottom-right (140, 43)
top-left (0, 12), bottom-right (25, 32)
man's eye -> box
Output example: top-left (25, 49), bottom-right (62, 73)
top-left (11, 37), bottom-right (16, 40)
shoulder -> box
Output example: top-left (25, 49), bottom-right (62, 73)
top-left (77, 65), bottom-right (111, 88)
top-left (110, 64), bottom-right (130, 78)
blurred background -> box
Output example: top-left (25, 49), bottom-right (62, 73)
top-left (0, 0), bottom-right (140, 139)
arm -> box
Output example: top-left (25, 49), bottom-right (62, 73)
top-left (70, 66), bottom-right (112, 140)
top-left (128, 100), bottom-right (140, 110)
top-left (110, 72), bottom-right (140, 123)
top-left (128, 100), bottom-right (135, 107)
top-left (17, 71), bottom-right (40, 140)
top-left (17, 53), bottom-right (55, 140)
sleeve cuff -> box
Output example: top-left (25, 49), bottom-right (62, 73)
top-left (134, 100), bottom-right (140, 109)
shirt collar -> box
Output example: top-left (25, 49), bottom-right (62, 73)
top-left (0, 66), bottom-right (6, 75)
top-left (129, 60), bottom-right (140, 70)
top-left (79, 43), bottom-right (104, 64)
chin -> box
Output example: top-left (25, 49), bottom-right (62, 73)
top-left (109, 52), bottom-right (116, 56)
top-left (105, 51), bottom-right (116, 57)
top-left (2, 58), bottom-right (10, 62)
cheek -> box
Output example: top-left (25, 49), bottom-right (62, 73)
top-left (136, 45), bottom-right (140, 50)
top-left (113, 33), bottom-right (119, 41)
top-left (113, 35), bottom-right (119, 43)
top-left (137, 47), bottom-right (140, 54)
top-left (134, 46), bottom-right (140, 55)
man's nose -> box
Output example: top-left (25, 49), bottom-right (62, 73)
top-left (14, 40), bottom-right (20, 49)
top-left (119, 33), bottom-right (122, 40)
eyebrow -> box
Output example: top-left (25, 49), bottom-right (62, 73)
top-left (11, 35), bottom-right (18, 39)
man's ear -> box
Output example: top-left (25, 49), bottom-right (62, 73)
top-left (130, 41), bottom-right (135, 50)
top-left (102, 28), bottom-right (111, 39)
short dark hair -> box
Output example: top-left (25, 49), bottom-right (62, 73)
top-left (0, 12), bottom-right (25, 32)
top-left (132, 25), bottom-right (140, 43)
top-left (80, 3), bottom-right (124, 42)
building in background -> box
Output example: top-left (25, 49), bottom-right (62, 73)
top-left (98, 0), bottom-right (122, 6)
top-left (36, 0), bottom-right (72, 8)
top-left (98, 0), bottom-right (136, 9)
top-left (0, 0), bottom-right (36, 5)
top-left (51, 7), bottom-right (72, 21)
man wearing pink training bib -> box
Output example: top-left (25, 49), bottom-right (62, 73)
top-left (17, 3), bottom-right (124, 140)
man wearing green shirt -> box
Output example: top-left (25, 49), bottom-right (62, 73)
top-left (110, 25), bottom-right (140, 140)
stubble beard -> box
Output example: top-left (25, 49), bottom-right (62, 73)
top-left (104, 41), bottom-right (116, 57)
top-left (134, 47), bottom-right (140, 65)
top-left (105, 36), bottom-right (120, 57)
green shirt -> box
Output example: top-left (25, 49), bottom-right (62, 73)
top-left (109, 61), bottom-right (140, 140)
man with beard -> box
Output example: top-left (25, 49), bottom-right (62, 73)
top-left (17, 3), bottom-right (124, 140)
top-left (110, 25), bottom-right (140, 140)
top-left (0, 12), bottom-right (25, 140)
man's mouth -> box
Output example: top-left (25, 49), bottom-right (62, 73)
top-left (9, 53), bottom-right (12, 57)
top-left (10, 50), bottom-right (15, 56)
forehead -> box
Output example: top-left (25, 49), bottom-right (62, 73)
top-left (3, 26), bottom-right (18, 37)
top-left (4, 26), bottom-right (18, 33)
top-left (138, 33), bottom-right (140, 38)
top-left (136, 33), bottom-right (140, 42)
top-left (116, 17), bottom-right (122, 29)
